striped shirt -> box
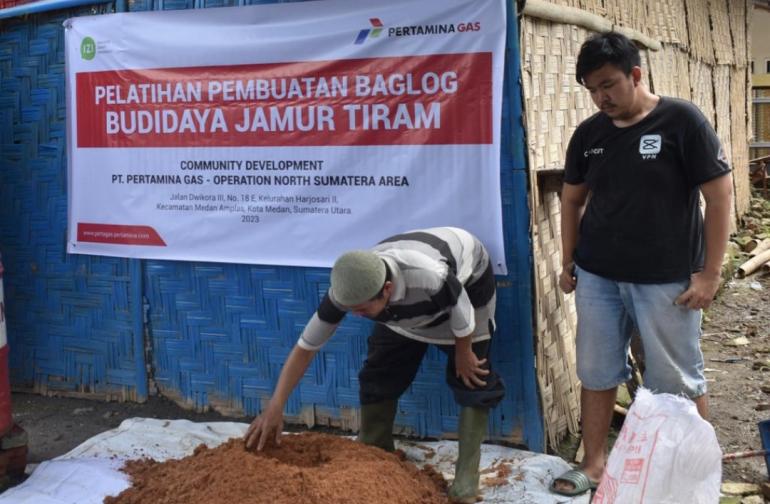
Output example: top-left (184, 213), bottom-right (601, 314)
top-left (297, 227), bottom-right (496, 350)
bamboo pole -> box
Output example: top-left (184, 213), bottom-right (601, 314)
top-left (737, 250), bottom-right (770, 278)
top-left (747, 238), bottom-right (770, 256)
top-left (723, 449), bottom-right (768, 462)
top-left (521, 0), bottom-right (662, 51)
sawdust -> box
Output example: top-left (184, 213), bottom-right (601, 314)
top-left (480, 460), bottom-right (513, 487)
top-left (103, 432), bottom-right (449, 504)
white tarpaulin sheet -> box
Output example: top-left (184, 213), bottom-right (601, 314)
top-left (65, 0), bottom-right (508, 273)
top-left (0, 418), bottom-right (589, 503)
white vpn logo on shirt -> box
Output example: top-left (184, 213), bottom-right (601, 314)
top-left (639, 134), bottom-right (662, 159)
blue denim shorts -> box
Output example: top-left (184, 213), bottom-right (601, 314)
top-left (574, 265), bottom-right (706, 398)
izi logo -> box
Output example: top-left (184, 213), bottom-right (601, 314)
top-left (80, 36), bottom-right (96, 60)
top-left (355, 18), bottom-right (384, 44)
top-left (639, 134), bottom-right (662, 159)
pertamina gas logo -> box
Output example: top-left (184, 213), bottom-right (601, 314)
top-left (355, 18), bottom-right (384, 44)
top-left (354, 18), bottom-right (480, 44)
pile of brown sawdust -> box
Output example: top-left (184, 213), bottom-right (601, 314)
top-left (103, 432), bottom-right (449, 504)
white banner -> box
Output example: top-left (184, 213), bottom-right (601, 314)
top-left (65, 0), bottom-right (507, 273)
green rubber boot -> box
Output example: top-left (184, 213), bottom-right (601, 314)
top-left (448, 407), bottom-right (489, 503)
top-left (358, 399), bottom-right (397, 452)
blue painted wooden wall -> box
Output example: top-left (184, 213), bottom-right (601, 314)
top-left (0, 0), bottom-right (544, 450)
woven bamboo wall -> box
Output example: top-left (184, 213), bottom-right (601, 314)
top-left (685, 0), bottom-right (715, 64)
top-left (531, 175), bottom-right (581, 448)
top-left (648, 46), bottom-right (691, 99)
top-left (713, 65), bottom-right (732, 172)
top-left (709, 0), bottom-right (732, 65)
top-left (689, 61), bottom-right (716, 125)
top-left (646, 0), bottom-right (688, 46)
top-left (520, 19), bottom-right (595, 172)
top-left (520, 0), bottom-right (752, 446)
top-left (728, 0), bottom-right (748, 67)
top-left (732, 68), bottom-right (751, 216)
top-left (713, 65), bottom-right (736, 226)
top-left (723, 0), bottom-right (751, 216)
top-left (520, 16), bottom-right (590, 447)
top-left (605, 0), bottom-right (646, 35)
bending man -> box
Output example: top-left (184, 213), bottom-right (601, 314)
top-left (244, 226), bottom-right (505, 504)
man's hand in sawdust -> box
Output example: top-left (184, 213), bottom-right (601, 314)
top-left (244, 403), bottom-right (284, 451)
top-left (674, 271), bottom-right (721, 310)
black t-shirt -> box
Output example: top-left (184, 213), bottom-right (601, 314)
top-left (563, 96), bottom-right (731, 283)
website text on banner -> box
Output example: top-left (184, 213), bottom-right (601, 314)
top-left (65, 0), bottom-right (507, 272)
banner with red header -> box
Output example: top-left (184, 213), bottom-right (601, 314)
top-left (65, 0), bottom-right (507, 272)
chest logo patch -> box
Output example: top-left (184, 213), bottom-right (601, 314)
top-left (639, 134), bottom-right (662, 159)
top-left (584, 147), bottom-right (604, 158)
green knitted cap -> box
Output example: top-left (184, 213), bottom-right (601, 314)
top-left (330, 251), bottom-right (386, 306)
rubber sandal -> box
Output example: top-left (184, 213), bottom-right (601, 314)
top-left (549, 468), bottom-right (599, 496)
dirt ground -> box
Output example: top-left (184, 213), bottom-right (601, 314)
top-left (10, 392), bottom-right (248, 466)
top-left (704, 273), bottom-right (770, 483)
top-left (707, 195), bottom-right (770, 485)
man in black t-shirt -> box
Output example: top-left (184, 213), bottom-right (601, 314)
top-left (551, 32), bottom-right (732, 497)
